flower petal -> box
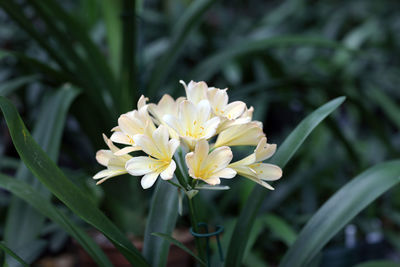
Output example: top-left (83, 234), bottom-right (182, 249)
top-left (203, 146), bottom-right (233, 172)
top-left (160, 160), bottom-right (176, 180)
top-left (141, 172), bottom-right (159, 189)
top-left (250, 163), bottom-right (282, 181)
top-left (96, 150), bottom-right (113, 166)
top-left (255, 137), bottom-right (276, 162)
top-left (113, 145), bottom-right (141, 156)
top-left (125, 156), bottom-right (155, 176)
top-left (133, 134), bottom-right (162, 159)
top-left (152, 125), bottom-right (169, 156)
top-left (213, 167), bottom-right (237, 179)
top-left (224, 101), bottom-right (246, 120)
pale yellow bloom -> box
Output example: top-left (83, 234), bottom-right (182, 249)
top-left (148, 94), bottom-right (185, 139)
top-left (163, 100), bottom-right (220, 150)
top-left (93, 134), bottom-right (132, 185)
top-left (111, 95), bottom-right (156, 155)
top-left (125, 125), bottom-right (179, 189)
top-left (207, 87), bottom-right (246, 120)
top-left (214, 121), bottom-right (265, 147)
top-left (229, 137), bottom-right (282, 190)
top-left (180, 80), bottom-right (208, 104)
top-left (185, 140), bottom-right (236, 185)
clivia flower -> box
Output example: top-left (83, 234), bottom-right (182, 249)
top-left (125, 125), bottom-right (179, 189)
top-left (94, 80), bottom-right (283, 191)
top-left (229, 137), bottom-right (282, 189)
top-left (93, 134), bottom-right (132, 185)
top-left (185, 140), bottom-right (236, 185)
top-left (163, 100), bottom-right (220, 150)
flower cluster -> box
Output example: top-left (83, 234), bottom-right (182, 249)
top-left (94, 81), bottom-right (282, 190)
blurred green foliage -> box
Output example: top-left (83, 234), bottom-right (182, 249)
top-left (0, 0), bottom-right (399, 266)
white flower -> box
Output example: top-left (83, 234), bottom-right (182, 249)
top-left (229, 137), bottom-right (282, 189)
top-left (93, 134), bottom-right (132, 184)
top-left (163, 100), bottom-right (220, 150)
top-left (111, 96), bottom-right (156, 155)
top-left (207, 87), bottom-right (246, 120)
top-left (125, 125), bottom-right (179, 189)
top-left (185, 140), bottom-right (236, 185)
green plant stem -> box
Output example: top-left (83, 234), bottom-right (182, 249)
top-left (187, 196), bottom-right (207, 264)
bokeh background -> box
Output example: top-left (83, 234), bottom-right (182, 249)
top-left (0, 0), bottom-right (399, 266)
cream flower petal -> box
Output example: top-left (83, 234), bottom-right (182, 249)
top-left (152, 125), bottom-right (169, 156)
top-left (196, 99), bottom-right (212, 123)
top-left (96, 150), bottom-right (113, 166)
top-left (133, 134), bottom-right (162, 159)
top-left (141, 172), bottom-right (159, 189)
top-left (160, 160), bottom-right (176, 180)
top-left (224, 101), bottom-right (246, 120)
top-left (250, 163), bottom-right (282, 181)
top-left (229, 154), bottom-right (256, 168)
top-left (203, 146), bottom-right (232, 172)
top-left (94, 169), bottom-right (124, 179)
top-left (168, 139), bottom-right (180, 157)
top-left (163, 114), bottom-right (183, 135)
top-left (110, 131), bottom-right (132, 145)
top-left (213, 168), bottom-right (236, 179)
top-left (245, 176), bottom-right (275, 190)
top-left (113, 146), bottom-right (141, 156)
top-left (125, 156), bottom-right (156, 176)
top-left (202, 116), bottom-right (220, 139)
top-left (255, 137), bottom-right (276, 162)
top-left (180, 80), bottom-right (208, 104)
top-left (204, 177), bottom-right (221, 185)
top-left (215, 122), bottom-right (265, 147)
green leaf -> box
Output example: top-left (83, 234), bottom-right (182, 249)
top-left (280, 160), bottom-right (400, 267)
top-left (0, 75), bottom-right (40, 96)
top-left (5, 85), bottom-right (79, 252)
top-left (100, 0), bottom-right (122, 76)
top-left (0, 96), bottom-right (149, 266)
top-left (0, 241), bottom-right (29, 267)
top-left (368, 88), bottom-right (400, 130)
top-left (0, 173), bottom-right (112, 267)
top-left (143, 180), bottom-right (179, 267)
top-left (192, 36), bottom-right (354, 80)
top-left (262, 214), bottom-right (297, 246)
top-left (353, 261), bottom-right (400, 267)
top-left (152, 232), bottom-right (206, 267)
top-left (120, 0), bottom-right (137, 111)
top-left (147, 0), bottom-right (218, 96)
top-left (224, 96), bottom-right (346, 267)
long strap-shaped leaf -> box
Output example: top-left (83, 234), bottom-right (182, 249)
top-left (224, 96), bottom-right (346, 267)
top-left (142, 180), bottom-right (179, 267)
top-left (0, 241), bottom-right (29, 267)
top-left (5, 85), bottom-right (79, 253)
top-left (0, 174), bottom-right (112, 267)
top-left (280, 160), bottom-right (400, 267)
top-left (0, 96), bottom-right (149, 267)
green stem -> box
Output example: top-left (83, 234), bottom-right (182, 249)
top-left (187, 196), bottom-right (207, 264)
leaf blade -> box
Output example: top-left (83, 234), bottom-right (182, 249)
top-left (143, 180), bottom-right (179, 267)
top-left (0, 96), bottom-right (149, 266)
top-left (0, 173), bottom-right (112, 267)
top-left (279, 160), bottom-right (400, 267)
top-left (152, 232), bottom-right (206, 267)
top-left (224, 96), bottom-right (346, 267)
